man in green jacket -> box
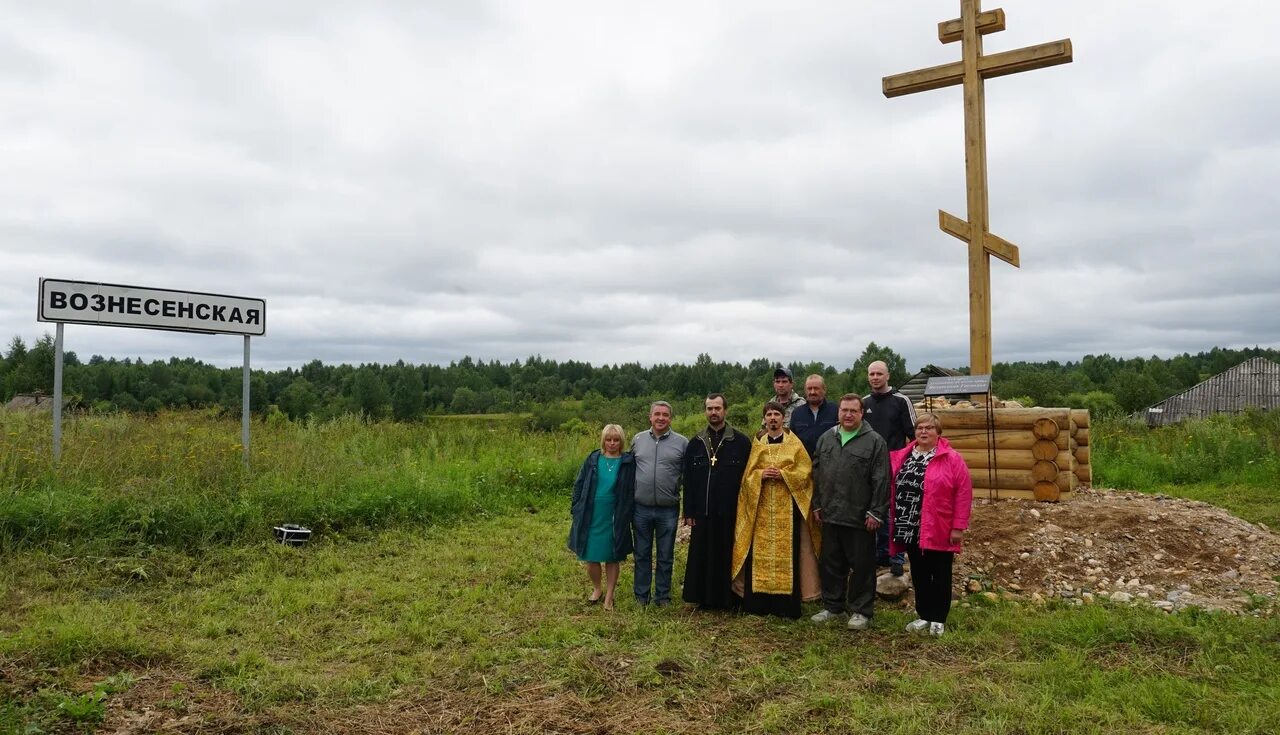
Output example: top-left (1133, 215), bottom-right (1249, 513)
top-left (809, 394), bottom-right (891, 630)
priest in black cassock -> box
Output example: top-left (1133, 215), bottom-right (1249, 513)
top-left (681, 393), bottom-right (753, 610)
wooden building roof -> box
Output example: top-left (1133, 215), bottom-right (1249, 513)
top-left (1139, 357), bottom-right (1280, 426)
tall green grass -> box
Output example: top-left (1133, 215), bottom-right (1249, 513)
top-left (1093, 409), bottom-right (1280, 525)
top-left (0, 410), bottom-right (593, 553)
top-left (6, 408), bottom-right (1278, 552)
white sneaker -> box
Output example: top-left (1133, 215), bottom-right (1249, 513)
top-left (847, 613), bottom-right (870, 631)
top-left (905, 619), bottom-right (930, 634)
top-left (811, 609), bottom-right (842, 623)
top-left (929, 622), bottom-right (945, 637)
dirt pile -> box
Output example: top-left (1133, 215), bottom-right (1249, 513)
top-left (951, 488), bottom-right (1280, 614)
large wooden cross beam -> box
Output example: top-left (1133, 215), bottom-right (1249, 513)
top-left (883, 1), bottom-right (1071, 377)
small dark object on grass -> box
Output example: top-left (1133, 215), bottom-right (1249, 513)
top-left (273, 524), bottom-right (312, 546)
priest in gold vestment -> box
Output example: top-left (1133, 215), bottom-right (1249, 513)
top-left (731, 401), bottom-right (822, 618)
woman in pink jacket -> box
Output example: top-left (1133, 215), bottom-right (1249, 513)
top-left (888, 412), bottom-right (973, 637)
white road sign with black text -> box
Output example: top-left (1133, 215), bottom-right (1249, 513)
top-left (38, 278), bottom-right (266, 336)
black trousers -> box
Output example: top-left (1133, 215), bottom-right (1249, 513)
top-left (905, 543), bottom-right (955, 623)
top-left (819, 522), bottom-right (877, 617)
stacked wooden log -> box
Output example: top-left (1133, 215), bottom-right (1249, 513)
top-left (924, 406), bottom-right (1091, 502)
top-left (1071, 409), bottom-right (1091, 486)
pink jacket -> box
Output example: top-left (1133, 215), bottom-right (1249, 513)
top-left (888, 437), bottom-right (973, 555)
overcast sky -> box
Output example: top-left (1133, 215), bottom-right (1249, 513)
top-left (2, 1), bottom-right (1277, 372)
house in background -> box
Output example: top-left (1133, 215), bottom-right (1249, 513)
top-left (1138, 357), bottom-right (1280, 426)
top-left (3, 392), bottom-right (80, 413)
top-left (899, 364), bottom-right (963, 404)
top-left (4, 393), bottom-right (56, 411)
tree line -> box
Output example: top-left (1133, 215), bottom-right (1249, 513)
top-left (2, 333), bottom-right (1276, 424)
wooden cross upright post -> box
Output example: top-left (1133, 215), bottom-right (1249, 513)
top-left (883, 1), bottom-right (1071, 378)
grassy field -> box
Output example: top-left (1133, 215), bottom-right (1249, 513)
top-left (2, 410), bottom-right (1279, 733)
top-left (1093, 409), bottom-right (1280, 527)
top-left (0, 410), bottom-right (588, 553)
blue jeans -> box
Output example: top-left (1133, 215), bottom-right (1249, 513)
top-left (877, 523), bottom-right (905, 567)
top-left (633, 504), bottom-right (679, 604)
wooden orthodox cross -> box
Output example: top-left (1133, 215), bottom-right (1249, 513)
top-left (883, 1), bottom-right (1071, 377)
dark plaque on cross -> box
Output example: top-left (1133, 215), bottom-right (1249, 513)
top-left (883, 1), bottom-right (1072, 378)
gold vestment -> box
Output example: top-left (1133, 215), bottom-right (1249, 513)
top-left (731, 430), bottom-right (822, 598)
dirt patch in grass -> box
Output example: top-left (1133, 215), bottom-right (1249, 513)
top-left (954, 488), bottom-right (1280, 613)
top-left (328, 686), bottom-right (691, 735)
top-left (90, 669), bottom-right (254, 735)
top-left (92, 668), bottom-right (691, 735)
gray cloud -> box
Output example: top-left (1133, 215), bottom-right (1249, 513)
top-left (2, 0), bottom-right (1278, 373)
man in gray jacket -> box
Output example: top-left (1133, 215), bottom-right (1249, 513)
top-left (632, 400), bottom-right (688, 606)
top-left (809, 393), bottom-right (891, 630)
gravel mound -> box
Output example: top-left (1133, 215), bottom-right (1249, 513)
top-left (951, 488), bottom-right (1280, 614)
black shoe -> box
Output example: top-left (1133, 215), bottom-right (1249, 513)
top-left (891, 562), bottom-right (904, 577)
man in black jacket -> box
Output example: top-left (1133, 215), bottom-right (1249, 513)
top-left (862, 360), bottom-right (917, 576)
top-left (681, 394), bottom-right (753, 610)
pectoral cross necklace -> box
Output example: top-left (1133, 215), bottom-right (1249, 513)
top-left (706, 431), bottom-right (726, 467)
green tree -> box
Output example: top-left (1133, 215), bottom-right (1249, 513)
top-left (224, 374), bottom-right (270, 415)
top-left (1063, 390), bottom-right (1122, 418)
top-left (1168, 354), bottom-right (1201, 389)
top-left (450, 386), bottom-right (479, 414)
top-left (997, 368), bottom-right (1071, 407)
top-left (848, 342), bottom-right (910, 395)
top-left (278, 378), bottom-right (321, 420)
top-left (533, 376), bottom-right (566, 404)
top-left (115, 391), bottom-right (141, 412)
top-left (184, 382), bottom-right (218, 407)
top-left (391, 369), bottom-right (425, 421)
top-left (1109, 371), bottom-right (1161, 414)
top-left (4, 335), bottom-right (27, 364)
top-left (6, 334), bottom-right (56, 397)
top-left (352, 369), bottom-right (390, 419)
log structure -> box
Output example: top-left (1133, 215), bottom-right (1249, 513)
top-left (1071, 408), bottom-right (1091, 486)
top-left (934, 406), bottom-right (1090, 502)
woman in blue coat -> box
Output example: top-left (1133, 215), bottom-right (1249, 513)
top-left (568, 424), bottom-right (635, 611)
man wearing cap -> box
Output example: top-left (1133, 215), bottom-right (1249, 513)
top-left (863, 360), bottom-right (916, 577)
top-left (768, 366), bottom-right (806, 428)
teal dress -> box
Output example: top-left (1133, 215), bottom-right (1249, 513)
top-left (580, 455), bottom-right (622, 563)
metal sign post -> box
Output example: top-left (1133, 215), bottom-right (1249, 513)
top-left (38, 278), bottom-right (266, 467)
top-left (53, 323), bottom-right (64, 462)
top-left (243, 335), bottom-right (251, 469)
